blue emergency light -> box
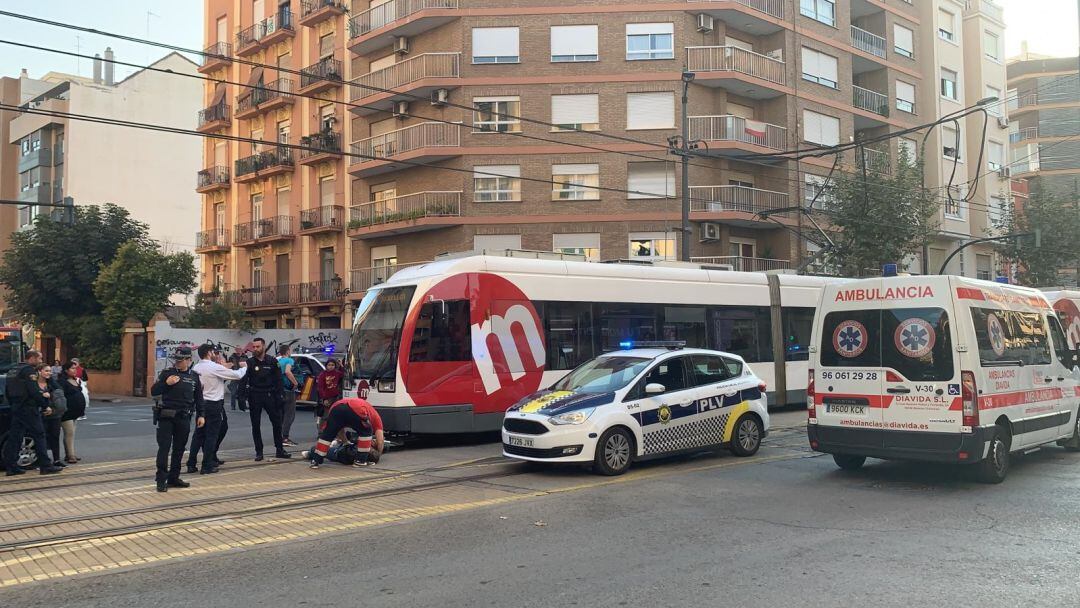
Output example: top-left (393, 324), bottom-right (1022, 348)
top-left (619, 340), bottom-right (685, 350)
top-left (994, 276), bottom-right (1010, 284)
top-left (323, 344), bottom-right (336, 355)
top-left (619, 341), bottom-right (634, 349)
top-left (882, 263), bottom-right (898, 277)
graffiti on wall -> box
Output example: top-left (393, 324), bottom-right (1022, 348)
top-left (152, 321), bottom-right (350, 373)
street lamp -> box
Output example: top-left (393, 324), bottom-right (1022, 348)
top-left (679, 71), bottom-right (695, 262)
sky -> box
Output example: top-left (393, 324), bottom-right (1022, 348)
top-left (0, 0), bottom-right (1076, 80)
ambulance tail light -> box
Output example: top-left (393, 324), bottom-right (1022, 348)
top-left (807, 370), bottom-right (816, 422)
top-left (961, 371), bottom-right (979, 428)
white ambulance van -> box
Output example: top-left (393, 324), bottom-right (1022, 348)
top-left (807, 275), bottom-right (1080, 483)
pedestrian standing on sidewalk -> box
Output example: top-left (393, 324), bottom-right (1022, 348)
top-left (227, 351), bottom-right (246, 411)
top-left (314, 358), bottom-right (344, 429)
top-left (35, 364), bottom-right (67, 468)
top-left (59, 362), bottom-right (85, 464)
top-left (239, 338), bottom-right (291, 461)
top-left (187, 345), bottom-right (246, 475)
top-left (3, 350), bottom-right (61, 476)
top-left (150, 346), bottom-right (205, 492)
top-left (277, 345), bottom-right (299, 447)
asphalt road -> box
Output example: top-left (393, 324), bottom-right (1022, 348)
top-left (6, 409), bottom-right (1080, 607)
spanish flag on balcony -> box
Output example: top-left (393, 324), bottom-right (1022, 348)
top-left (744, 119), bottom-right (767, 139)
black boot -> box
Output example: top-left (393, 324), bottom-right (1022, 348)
top-left (39, 465), bottom-right (62, 475)
top-left (274, 451), bottom-right (293, 459)
top-left (5, 468), bottom-right (26, 477)
top-left (167, 477), bottom-right (190, 488)
top-left (157, 480), bottom-right (168, 492)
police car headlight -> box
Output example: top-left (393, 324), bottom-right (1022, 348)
top-left (548, 408), bottom-right (595, 426)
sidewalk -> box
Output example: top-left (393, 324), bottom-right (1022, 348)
top-left (90, 393), bottom-right (153, 405)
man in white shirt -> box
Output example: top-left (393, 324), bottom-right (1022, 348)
top-left (187, 344), bottom-right (247, 474)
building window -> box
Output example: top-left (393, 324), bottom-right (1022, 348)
top-left (893, 24), bottom-right (914, 58)
top-left (371, 245), bottom-right (398, 283)
top-left (473, 165), bottom-right (521, 202)
top-left (944, 194), bottom-right (962, 218)
top-left (474, 234), bottom-right (522, 252)
top-left (551, 94), bottom-right (600, 131)
top-left (800, 0), bottom-right (835, 26)
top-left (629, 232), bottom-right (676, 260)
top-left (625, 23), bottom-right (674, 61)
top-left (626, 92), bottom-right (675, 130)
top-left (989, 196), bottom-right (1008, 227)
top-left (473, 96), bottom-right (521, 132)
top-left (370, 183), bottom-right (396, 203)
top-left (627, 162), bottom-right (675, 199)
top-left (898, 137), bottom-right (918, 164)
top-left (320, 104), bottom-right (335, 131)
top-left (20, 137), bottom-right (30, 156)
top-left (472, 27), bottom-right (520, 64)
top-left (940, 68), bottom-right (958, 100)
top-left (985, 85), bottom-right (1003, 116)
top-left (801, 47), bottom-right (838, 89)
top-left (551, 25), bottom-right (598, 62)
top-left (804, 174), bottom-right (834, 209)
top-left (984, 30), bottom-right (1000, 61)
top-left (896, 80), bottom-right (916, 114)
top-left (976, 255), bottom-right (992, 281)
top-left (938, 9), bottom-right (955, 42)
top-left (553, 233), bottom-right (600, 261)
top-left (802, 110), bottom-right (840, 146)
top-left (319, 176), bottom-right (335, 206)
top-left (988, 141), bottom-right (1005, 171)
top-left (319, 33), bottom-right (334, 59)
top-left (552, 164), bottom-right (600, 201)
top-left (942, 125), bottom-right (960, 160)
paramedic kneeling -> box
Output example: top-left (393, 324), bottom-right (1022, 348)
top-left (307, 398), bottom-right (383, 469)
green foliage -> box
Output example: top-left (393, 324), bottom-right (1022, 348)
top-left (818, 148), bottom-right (940, 276)
top-left (995, 190), bottom-right (1080, 287)
top-left (181, 291), bottom-right (254, 331)
top-left (94, 242), bottom-right (197, 330)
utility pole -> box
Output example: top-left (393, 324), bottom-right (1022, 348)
top-left (679, 72), bottom-right (694, 262)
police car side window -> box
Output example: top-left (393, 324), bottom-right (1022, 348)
top-left (628, 358), bottom-right (690, 399)
top-left (688, 354), bottom-right (734, 387)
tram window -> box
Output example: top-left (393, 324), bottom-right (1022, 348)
top-left (540, 301), bottom-right (596, 370)
top-left (597, 303), bottom-right (658, 351)
top-left (708, 306), bottom-right (772, 362)
top-left (782, 307), bottom-right (815, 361)
top-left (408, 300), bottom-right (472, 362)
top-left (661, 306), bottom-right (707, 348)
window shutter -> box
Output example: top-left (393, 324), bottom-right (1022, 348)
top-left (552, 94), bottom-right (599, 126)
top-left (553, 163), bottom-right (599, 175)
top-left (474, 165), bottom-right (520, 179)
top-left (553, 233), bottom-right (600, 251)
top-left (820, 53), bottom-right (838, 84)
top-left (801, 47), bottom-right (819, 77)
top-left (803, 110), bottom-right (821, 143)
top-left (894, 25), bottom-right (913, 52)
top-left (474, 235), bottom-right (522, 251)
top-left (551, 25), bottom-right (598, 57)
top-left (896, 81), bottom-right (915, 104)
top-left (628, 162), bottom-right (674, 198)
top-left (626, 23), bottom-right (673, 36)
top-left (473, 27), bottom-right (519, 59)
top-left (627, 92), bottom-right (675, 129)
top-left (821, 114), bottom-right (839, 146)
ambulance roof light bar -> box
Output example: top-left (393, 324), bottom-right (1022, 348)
top-left (882, 263), bottom-right (898, 277)
top-left (619, 340), bottom-right (686, 351)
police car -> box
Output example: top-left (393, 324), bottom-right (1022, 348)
top-left (501, 343), bottom-right (770, 475)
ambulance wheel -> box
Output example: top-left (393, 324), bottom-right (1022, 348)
top-left (976, 429), bottom-right (1010, 484)
top-left (593, 427), bottom-right (633, 476)
top-left (1059, 409), bottom-right (1080, 452)
top-left (729, 414), bottom-right (762, 457)
top-left (832, 454), bottom-right (866, 471)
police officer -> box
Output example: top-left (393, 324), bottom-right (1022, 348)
top-left (150, 346), bottom-right (205, 492)
top-left (238, 338), bottom-right (291, 461)
top-left (3, 350), bottom-right (62, 476)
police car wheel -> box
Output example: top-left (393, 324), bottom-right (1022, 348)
top-left (593, 427), bottom-right (633, 476)
top-left (976, 429), bottom-right (1010, 484)
top-left (832, 454), bottom-right (866, 471)
top-left (728, 414), bottom-right (762, 457)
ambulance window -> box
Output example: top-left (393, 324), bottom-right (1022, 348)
top-left (688, 354), bottom-right (736, 387)
top-left (408, 300), bottom-right (472, 362)
top-left (1048, 315), bottom-right (1072, 364)
top-left (820, 310), bottom-right (881, 368)
top-left (882, 308), bottom-right (954, 381)
top-left (971, 309), bottom-right (1051, 367)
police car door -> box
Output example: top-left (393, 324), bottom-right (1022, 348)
top-left (686, 354), bottom-right (753, 448)
top-left (629, 355), bottom-right (698, 457)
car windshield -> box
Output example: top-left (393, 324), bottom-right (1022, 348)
top-left (552, 356), bottom-right (651, 394)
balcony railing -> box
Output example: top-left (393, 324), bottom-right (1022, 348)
top-left (237, 78), bottom-right (294, 113)
top-left (853, 85), bottom-right (889, 116)
top-left (350, 262), bottom-right (426, 293)
top-left (858, 147), bottom-right (890, 173)
top-left (236, 23), bottom-right (264, 52)
top-left (349, 191), bottom-right (462, 229)
top-left (964, 0), bottom-right (1004, 22)
top-left (197, 166), bottom-right (230, 189)
top-left (299, 278), bottom-right (344, 303)
top-left (685, 46), bottom-right (786, 85)
top-left (235, 146), bottom-right (294, 177)
top-left (300, 131), bottom-right (342, 159)
top-left (687, 115), bottom-right (786, 150)
top-left (197, 101), bottom-right (231, 128)
top-left (19, 182), bottom-right (52, 205)
top-left (349, 0), bottom-right (459, 38)
top-left (685, 0), bottom-right (785, 20)
top-left (1010, 127), bottom-right (1039, 143)
top-left (351, 122), bottom-right (461, 162)
top-left (300, 205), bottom-right (345, 231)
top-left (302, 0), bottom-right (347, 19)
top-left (300, 57), bottom-right (344, 89)
top-left (261, 9), bottom-right (294, 38)
top-left (235, 215), bottom-right (295, 243)
top-left (850, 25), bottom-right (887, 58)
top-left (196, 228), bottom-right (230, 250)
top-left (242, 284), bottom-right (299, 307)
top-left (349, 53), bottom-right (460, 102)
top-left (201, 41), bottom-right (232, 65)
top-left (689, 185), bottom-right (789, 215)
top-left (690, 256), bottom-right (793, 272)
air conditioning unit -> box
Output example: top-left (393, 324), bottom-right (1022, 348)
top-left (392, 100), bottom-right (409, 118)
top-left (696, 14), bottom-right (714, 33)
top-left (997, 115), bottom-right (1009, 128)
top-left (998, 166), bottom-right (1011, 179)
top-left (430, 88), bottom-right (449, 106)
top-left (393, 36), bottom-right (410, 55)
top-left (700, 222), bottom-right (721, 242)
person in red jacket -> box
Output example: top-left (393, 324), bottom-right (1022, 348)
top-left (306, 397), bottom-right (383, 469)
top-left (313, 359), bottom-right (345, 428)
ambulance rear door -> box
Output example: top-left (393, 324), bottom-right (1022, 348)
top-left (816, 292), bottom-right (885, 447)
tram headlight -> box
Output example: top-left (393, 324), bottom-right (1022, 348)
top-left (376, 379), bottom-right (396, 393)
top-left (548, 408), bottom-right (596, 426)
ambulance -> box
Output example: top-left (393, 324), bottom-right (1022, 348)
top-left (807, 275), bottom-right (1080, 483)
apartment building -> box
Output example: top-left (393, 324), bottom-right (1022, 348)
top-left (197, 0), bottom-right (1009, 327)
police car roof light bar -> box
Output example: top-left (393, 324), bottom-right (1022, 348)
top-left (619, 340), bottom-right (686, 350)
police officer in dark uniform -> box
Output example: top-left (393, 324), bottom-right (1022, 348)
top-left (3, 350), bottom-right (62, 476)
top-left (238, 337), bottom-right (291, 461)
top-left (150, 346), bottom-right (205, 492)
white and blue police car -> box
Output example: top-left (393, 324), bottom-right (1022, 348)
top-left (501, 343), bottom-right (771, 475)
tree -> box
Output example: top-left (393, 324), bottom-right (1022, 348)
top-left (181, 291), bottom-right (253, 331)
top-left (94, 242), bottom-right (197, 332)
top-left (816, 147), bottom-right (940, 277)
top-left (995, 190), bottom-right (1080, 287)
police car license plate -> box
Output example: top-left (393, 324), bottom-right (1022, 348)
top-left (508, 436), bottom-right (534, 448)
top-left (825, 403), bottom-right (867, 415)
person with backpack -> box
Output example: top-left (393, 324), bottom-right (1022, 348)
top-left (3, 350), bottom-right (62, 476)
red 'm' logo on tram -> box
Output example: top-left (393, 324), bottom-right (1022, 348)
top-left (1055, 298), bottom-right (1080, 349)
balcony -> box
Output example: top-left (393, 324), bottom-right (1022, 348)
top-left (9, 96), bottom-right (68, 143)
top-left (195, 228), bottom-right (231, 253)
top-left (348, 0), bottom-right (460, 55)
top-left (299, 130), bottom-right (343, 165)
top-left (856, 147), bottom-right (890, 174)
top-left (236, 79), bottom-right (294, 119)
top-left (298, 57), bottom-right (344, 95)
top-left (299, 278), bottom-right (345, 304)
top-left (691, 256), bottom-right (793, 272)
top-left (686, 46), bottom-right (787, 98)
top-left (687, 115), bottom-right (787, 159)
top-left (234, 215), bottom-right (296, 246)
top-left (850, 25), bottom-right (886, 59)
top-left (198, 41), bottom-right (232, 73)
top-left (350, 262), bottom-right (425, 294)
top-left (349, 122), bottom-right (461, 177)
top-left (689, 185), bottom-right (790, 226)
top-left (1010, 127), bottom-right (1039, 143)
top-left (236, 10), bottom-right (295, 56)
top-left (236, 23), bottom-right (264, 56)
top-left (18, 182), bottom-right (52, 205)
top-left (853, 85), bottom-right (889, 118)
top-left (299, 205), bottom-right (346, 235)
top-left (347, 191), bottom-right (462, 238)
top-left (241, 284), bottom-right (299, 309)
top-left (684, 0), bottom-right (785, 35)
top-left (299, 0), bottom-right (348, 27)
top-left (234, 146), bottom-right (295, 182)
top-left (196, 101), bottom-right (231, 132)
top-left (198, 288), bottom-right (243, 308)
top-left (963, 0), bottom-right (1004, 23)
top-left (196, 166), bottom-right (231, 193)
top-left (349, 52), bottom-right (460, 115)
top-left (17, 148), bottom-right (52, 174)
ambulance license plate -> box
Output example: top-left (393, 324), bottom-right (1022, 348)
top-left (508, 436), bottom-right (534, 448)
top-left (825, 403), bottom-right (867, 415)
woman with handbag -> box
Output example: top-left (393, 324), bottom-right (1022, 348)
top-left (60, 361), bottom-right (87, 464)
top-left (35, 364), bottom-right (68, 468)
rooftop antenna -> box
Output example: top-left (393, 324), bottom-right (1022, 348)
top-left (146, 10), bottom-right (159, 64)
top-left (74, 35), bottom-right (81, 74)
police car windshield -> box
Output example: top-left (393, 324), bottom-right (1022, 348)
top-left (552, 356), bottom-right (651, 394)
